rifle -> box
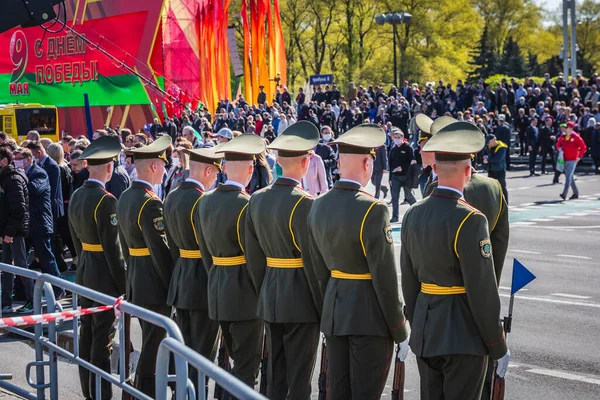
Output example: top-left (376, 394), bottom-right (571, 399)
top-left (259, 334), bottom-right (268, 395)
top-left (318, 335), bottom-right (328, 400)
top-left (391, 344), bottom-right (405, 400)
top-left (214, 334), bottom-right (231, 400)
top-left (492, 294), bottom-right (513, 400)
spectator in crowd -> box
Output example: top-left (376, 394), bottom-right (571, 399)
top-left (557, 122), bottom-right (587, 200)
top-left (315, 126), bottom-right (338, 189)
top-left (591, 121), bottom-right (600, 174)
top-left (247, 151), bottom-right (272, 194)
top-left (0, 146), bottom-right (33, 314)
top-left (539, 116), bottom-right (557, 175)
top-left (47, 143), bottom-right (75, 272)
top-left (389, 129), bottom-right (416, 223)
top-left (26, 130), bottom-right (40, 141)
top-left (302, 151), bottom-right (328, 196)
top-left (526, 118), bottom-right (540, 176)
top-left (13, 148), bottom-right (62, 297)
top-left (495, 114), bottom-right (512, 170)
top-left (69, 150), bottom-right (89, 191)
top-left (182, 126), bottom-right (202, 149)
top-left (150, 118), bottom-right (163, 138)
top-left (27, 141), bottom-right (64, 221)
top-left (516, 108), bottom-right (529, 156)
top-left (164, 145), bottom-right (191, 196)
top-left (484, 134), bottom-right (509, 200)
top-left (371, 144), bottom-right (389, 199)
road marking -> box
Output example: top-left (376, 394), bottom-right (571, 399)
top-left (550, 215), bottom-right (570, 219)
top-left (507, 188), bottom-right (516, 192)
top-left (513, 225), bottom-right (600, 230)
top-left (556, 254), bottom-right (592, 260)
top-left (499, 286), bottom-right (528, 292)
top-left (526, 369), bottom-right (600, 386)
top-left (509, 208), bottom-right (527, 212)
top-left (565, 212), bottom-right (589, 216)
top-left (499, 293), bottom-right (600, 308)
top-left (510, 249), bottom-right (541, 255)
top-left (512, 221), bottom-right (537, 225)
top-left (520, 202), bottom-right (535, 206)
top-left (517, 187), bottom-right (530, 190)
top-left (530, 218), bottom-right (554, 222)
top-left (551, 293), bottom-right (592, 300)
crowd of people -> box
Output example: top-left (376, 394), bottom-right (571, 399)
top-left (0, 71), bottom-right (597, 399)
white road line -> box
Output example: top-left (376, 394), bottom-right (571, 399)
top-left (556, 254), bottom-right (592, 260)
top-left (509, 208), bottom-right (527, 212)
top-left (551, 293), bottom-right (592, 300)
top-left (517, 187), bottom-right (530, 190)
top-left (526, 369), bottom-right (600, 386)
top-left (510, 249), bottom-right (541, 255)
top-left (550, 215), bottom-right (570, 219)
top-left (513, 225), bottom-right (600, 230)
top-left (553, 228), bottom-right (575, 232)
top-left (507, 188), bottom-right (516, 192)
top-left (530, 218), bottom-right (554, 222)
top-left (499, 293), bottom-right (600, 308)
top-left (499, 286), bottom-right (528, 292)
top-left (520, 202), bottom-right (535, 206)
top-left (565, 212), bottom-right (589, 216)
top-left (511, 222), bottom-right (537, 225)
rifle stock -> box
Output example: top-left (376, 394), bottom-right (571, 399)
top-left (391, 344), bottom-right (405, 400)
top-left (318, 336), bottom-right (328, 400)
top-left (492, 373), bottom-right (505, 400)
top-left (259, 335), bottom-right (268, 395)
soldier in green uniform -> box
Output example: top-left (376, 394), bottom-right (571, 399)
top-left (307, 124), bottom-right (409, 399)
top-left (68, 136), bottom-right (127, 400)
top-left (418, 116), bottom-right (510, 284)
top-left (116, 135), bottom-right (174, 397)
top-left (401, 121), bottom-right (510, 400)
top-left (195, 134), bottom-right (266, 388)
top-left (245, 121), bottom-right (322, 399)
top-left (163, 146), bottom-right (224, 390)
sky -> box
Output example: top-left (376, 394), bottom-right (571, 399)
top-left (536, 0), bottom-right (563, 11)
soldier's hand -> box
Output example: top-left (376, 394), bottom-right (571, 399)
top-left (496, 349), bottom-right (511, 378)
top-left (398, 338), bottom-right (410, 362)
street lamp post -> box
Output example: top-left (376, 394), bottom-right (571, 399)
top-left (375, 12), bottom-right (412, 87)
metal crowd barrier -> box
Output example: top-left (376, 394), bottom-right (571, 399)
top-left (0, 262), bottom-right (262, 400)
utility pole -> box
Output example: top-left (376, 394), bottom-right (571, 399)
top-left (562, 0), bottom-right (577, 80)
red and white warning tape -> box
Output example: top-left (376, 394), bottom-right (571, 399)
top-left (0, 296), bottom-right (124, 329)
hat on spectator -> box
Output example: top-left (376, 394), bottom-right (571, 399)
top-left (330, 123), bottom-right (385, 157)
top-left (128, 135), bottom-right (171, 164)
top-left (183, 145), bottom-right (223, 171)
top-left (487, 134), bottom-right (496, 141)
top-left (79, 136), bottom-right (121, 166)
top-left (214, 128), bottom-right (233, 140)
top-left (560, 121), bottom-right (575, 129)
top-left (498, 114), bottom-right (506, 121)
top-left (423, 121), bottom-right (485, 161)
top-left (268, 121), bottom-right (319, 157)
top-left (216, 133), bottom-right (266, 161)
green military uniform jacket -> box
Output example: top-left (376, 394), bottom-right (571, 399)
top-left (307, 180), bottom-right (408, 343)
top-left (424, 171), bottom-right (509, 282)
top-left (196, 183), bottom-right (258, 321)
top-left (245, 177), bottom-right (321, 323)
top-left (164, 181), bottom-right (209, 310)
top-left (117, 181), bottom-right (174, 306)
top-left (68, 180), bottom-right (126, 298)
top-left (400, 187), bottom-right (507, 360)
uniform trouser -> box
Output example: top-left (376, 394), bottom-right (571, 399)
top-left (488, 170), bottom-right (508, 203)
top-left (391, 175), bottom-right (416, 219)
top-left (529, 147), bottom-right (539, 174)
top-left (54, 211), bottom-right (75, 272)
top-left (481, 358), bottom-right (495, 400)
top-left (562, 160), bottom-right (579, 197)
top-left (1, 237), bottom-right (33, 306)
top-left (176, 308), bottom-right (220, 390)
top-left (416, 354), bottom-right (488, 400)
top-left (79, 302), bottom-right (115, 400)
top-left (505, 148), bottom-right (511, 171)
top-left (518, 132), bottom-right (526, 155)
top-left (326, 334), bottom-right (393, 400)
top-left (540, 145), bottom-right (556, 174)
top-left (265, 321), bottom-right (319, 400)
top-left (370, 170), bottom-right (386, 199)
top-left (135, 304), bottom-right (171, 398)
top-left (220, 319), bottom-right (263, 388)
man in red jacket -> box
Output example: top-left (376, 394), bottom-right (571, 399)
top-left (557, 121), bottom-right (587, 200)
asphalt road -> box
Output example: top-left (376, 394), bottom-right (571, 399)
top-left (1, 167), bottom-right (599, 399)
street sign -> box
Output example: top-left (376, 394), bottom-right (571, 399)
top-left (310, 74), bottom-right (333, 85)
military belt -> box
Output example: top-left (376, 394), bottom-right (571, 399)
top-left (266, 257), bottom-right (303, 268)
top-left (331, 270), bottom-right (372, 280)
top-left (421, 283), bottom-right (466, 295)
top-left (179, 249), bottom-right (202, 259)
top-left (129, 247), bottom-right (151, 257)
top-left (212, 255), bottom-right (246, 266)
top-left (81, 243), bottom-right (103, 252)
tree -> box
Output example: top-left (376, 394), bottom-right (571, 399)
top-left (500, 36), bottom-right (528, 78)
top-left (576, 0), bottom-right (600, 75)
top-left (468, 23), bottom-right (495, 81)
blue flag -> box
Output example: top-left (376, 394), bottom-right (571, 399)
top-left (511, 259), bottom-right (536, 295)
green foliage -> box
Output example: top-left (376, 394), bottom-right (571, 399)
top-left (500, 36), bottom-right (528, 78)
